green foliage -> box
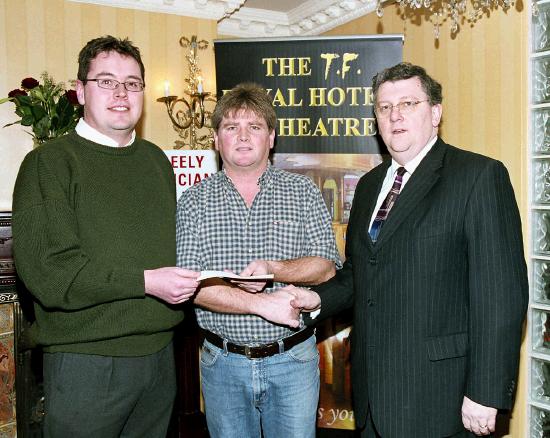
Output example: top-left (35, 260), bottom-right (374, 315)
top-left (2, 72), bottom-right (82, 147)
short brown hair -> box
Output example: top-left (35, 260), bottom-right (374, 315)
top-left (78, 35), bottom-right (145, 85)
top-left (372, 62), bottom-right (442, 105)
top-left (211, 83), bottom-right (276, 132)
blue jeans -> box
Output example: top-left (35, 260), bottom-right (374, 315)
top-left (200, 334), bottom-right (320, 438)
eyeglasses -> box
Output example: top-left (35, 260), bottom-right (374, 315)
top-left (85, 78), bottom-right (145, 92)
top-left (375, 100), bottom-right (429, 117)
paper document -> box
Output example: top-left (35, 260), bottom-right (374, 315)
top-left (198, 270), bottom-right (274, 282)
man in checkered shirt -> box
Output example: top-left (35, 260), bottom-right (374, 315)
top-left (176, 82), bottom-right (341, 438)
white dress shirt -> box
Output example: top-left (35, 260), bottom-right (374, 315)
top-left (75, 118), bottom-right (136, 147)
top-left (368, 136), bottom-right (438, 229)
top-left (311, 136), bottom-right (439, 319)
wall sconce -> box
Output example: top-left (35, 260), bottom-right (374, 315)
top-left (157, 35), bottom-right (215, 150)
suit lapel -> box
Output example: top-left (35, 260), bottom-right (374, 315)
top-left (372, 139), bottom-right (447, 250)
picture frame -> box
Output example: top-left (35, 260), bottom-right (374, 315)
top-left (0, 212), bottom-right (14, 278)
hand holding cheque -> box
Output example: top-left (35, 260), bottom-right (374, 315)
top-left (198, 261), bottom-right (274, 293)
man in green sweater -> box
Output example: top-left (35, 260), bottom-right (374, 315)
top-left (12, 36), bottom-right (200, 438)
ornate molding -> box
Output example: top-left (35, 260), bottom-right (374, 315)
top-left (67, 0), bottom-right (240, 20)
top-left (220, 0), bottom-right (379, 37)
top-left (0, 292), bottom-right (17, 303)
top-left (0, 276), bottom-right (17, 303)
top-left (67, 0), bottom-right (378, 37)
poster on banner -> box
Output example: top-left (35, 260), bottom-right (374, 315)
top-left (164, 149), bottom-right (218, 200)
top-left (214, 35), bottom-right (402, 430)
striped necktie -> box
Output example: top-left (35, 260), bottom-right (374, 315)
top-left (369, 166), bottom-right (406, 243)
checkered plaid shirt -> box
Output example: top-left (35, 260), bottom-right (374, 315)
top-left (176, 165), bottom-right (341, 345)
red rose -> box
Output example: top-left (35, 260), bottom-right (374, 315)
top-left (21, 77), bottom-right (39, 89)
top-left (65, 89), bottom-right (79, 105)
top-left (8, 89), bottom-right (27, 98)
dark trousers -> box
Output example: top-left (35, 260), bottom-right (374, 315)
top-left (359, 407), bottom-right (381, 438)
top-left (359, 424), bottom-right (478, 438)
top-left (43, 342), bottom-right (176, 438)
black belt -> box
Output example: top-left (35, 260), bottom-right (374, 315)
top-left (202, 327), bottom-right (314, 359)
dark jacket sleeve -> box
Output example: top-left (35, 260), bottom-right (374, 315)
top-left (463, 159), bottom-right (528, 409)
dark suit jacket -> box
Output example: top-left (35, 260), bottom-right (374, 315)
top-left (313, 138), bottom-right (528, 437)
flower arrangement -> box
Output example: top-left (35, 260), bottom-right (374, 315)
top-left (0, 72), bottom-right (81, 146)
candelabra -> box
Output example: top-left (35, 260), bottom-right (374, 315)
top-left (157, 35), bottom-right (216, 149)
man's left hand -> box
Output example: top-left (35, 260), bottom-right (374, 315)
top-left (255, 289), bottom-right (301, 327)
top-left (461, 396), bottom-right (497, 436)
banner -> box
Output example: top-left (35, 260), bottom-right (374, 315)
top-left (164, 150), bottom-right (218, 200)
top-left (214, 35), bottom-right (402, 430)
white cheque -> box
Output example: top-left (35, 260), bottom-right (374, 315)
top-left (197, 270), bottom-right (274, 282)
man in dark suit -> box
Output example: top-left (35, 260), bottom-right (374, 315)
top-left (288, 62), bottom-right (528, 437)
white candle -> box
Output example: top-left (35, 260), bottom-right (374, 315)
top-left (197, 76), bottom-right (203, 94)
top-left (164, 80), bottom-right (170, 97)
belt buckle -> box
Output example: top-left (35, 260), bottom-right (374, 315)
top-left (244, 345), bottom-right (253, 359)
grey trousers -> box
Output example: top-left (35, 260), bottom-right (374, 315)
top-left (42, 342), bottom-right (176, 438)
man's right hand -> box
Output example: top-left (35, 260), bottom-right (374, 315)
top-left (144, 267), bottom-right (200, 304)
top-left (281, 285), bottom-right (321, 312)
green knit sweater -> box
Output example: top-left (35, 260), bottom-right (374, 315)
top-left (12, 131), bottom-right (183, 356)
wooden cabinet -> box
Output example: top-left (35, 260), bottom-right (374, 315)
top-left (0, 278), bottom-right (17, 437)
top-left (0, 212), bottom-right (17, 437)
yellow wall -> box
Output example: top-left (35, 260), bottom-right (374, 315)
top-left (0, 0), bottom-right (218, 210)
top-left (326, 5), bottom-right (528, 437)
top-left (325, 5), bottom-right (527, 205)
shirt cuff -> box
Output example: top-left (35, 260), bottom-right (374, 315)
top-left (310, 308), bottom-right (321, 319)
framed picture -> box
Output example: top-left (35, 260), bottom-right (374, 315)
top-left (0, 213), bottom-right (14, 277)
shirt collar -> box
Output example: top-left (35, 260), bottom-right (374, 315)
top-left (257, 163), bottom-right (274, 186)
top-left (222, 163), bottom-right (274, 187)
top-left (391, 135), bottom-right (438, 176)
top-left (75, 118), bottom-right (136, 147)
